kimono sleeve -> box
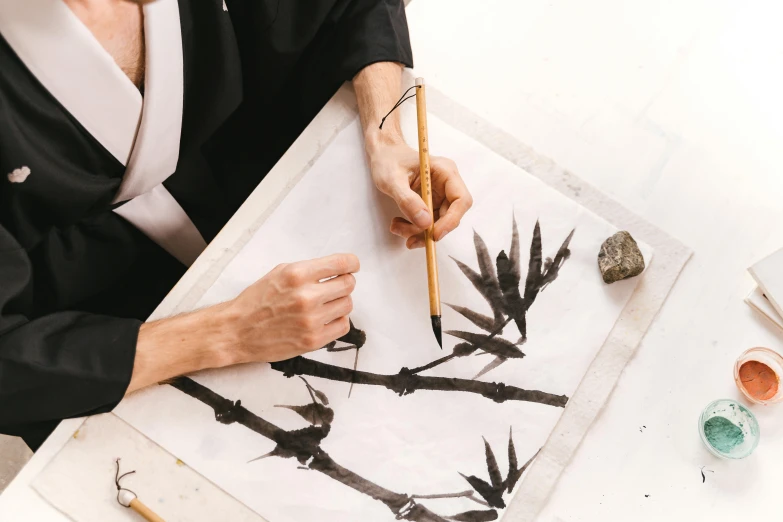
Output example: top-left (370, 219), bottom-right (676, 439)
top-left (0, 224), bottom-right (140, 441)
top-left (225, 0), bottom-right (413, 84)
top-left (329, 0), bottom-right (414, 79)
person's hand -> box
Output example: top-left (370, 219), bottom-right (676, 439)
top-left (224, 253), bottom-right (360, 363)
top-left (368, 138), bottom-right (472, 249)
top-left (128, 253), bottom-right (359, 394)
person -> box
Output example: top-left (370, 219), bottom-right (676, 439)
top-left (0, 0), bottom-right (472, 450)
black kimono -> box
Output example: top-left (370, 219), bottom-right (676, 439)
top-left (0, 0), bottom-right (413, 449)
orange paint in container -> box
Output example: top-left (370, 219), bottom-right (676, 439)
top-left (734, 347), bottom-right (783, 405)
top-left (739, 361), bottom-right (779, 401)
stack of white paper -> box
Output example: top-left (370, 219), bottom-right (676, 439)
top-left (747, 248), bottom-right (783, 331)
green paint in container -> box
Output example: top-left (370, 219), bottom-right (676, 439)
top-left (698, 399), bottom-right (759, 459)
top-left (703, 416), bottom-right (744, 453)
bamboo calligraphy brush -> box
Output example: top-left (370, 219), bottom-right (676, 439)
top-left (414, 77), bottom-right (442, 348)
top-left (120, 493), bottom-right (165, 522)
top-left (115, 459), bottom-right (166, 522)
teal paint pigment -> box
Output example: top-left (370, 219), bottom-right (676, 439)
top-left (703, 416), bottom-right (744, 453)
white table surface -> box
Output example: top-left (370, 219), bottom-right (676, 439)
top-left (406, 0), bottom-right (783, 520)
top-left (3, 0), bottom-right (782, 519)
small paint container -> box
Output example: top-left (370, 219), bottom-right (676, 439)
top-left (698, 399), bottom-right (760, 459)
top-left (734, 347), bottom-right (783, 405)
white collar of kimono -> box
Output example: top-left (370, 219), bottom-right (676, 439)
top-left (0, 0), bottom-right (184, 203)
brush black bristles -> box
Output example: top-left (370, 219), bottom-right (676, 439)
top-left (431, 315), bottom-right (442, 348)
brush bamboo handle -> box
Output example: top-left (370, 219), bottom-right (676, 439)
top-left (414, 78), bottom-right (441, 317)
top-left (130, 498), bottom-right (166, 522)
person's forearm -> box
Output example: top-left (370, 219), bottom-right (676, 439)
top-left (126, 253), bottom-right (361, 395)
top-left (353, 62), bottom-right (406, 153)
top-left (126, 303), bottom-right (235, 394)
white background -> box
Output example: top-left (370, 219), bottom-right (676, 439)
top-left (405, 0), bottom-right (783, 520)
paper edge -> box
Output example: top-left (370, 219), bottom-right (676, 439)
top-left (745, 285), bottom-right (783, 331)
top-left (30, 414), bottom-right (260, 522)
top-left (748, 262), bottom-right (783, 324)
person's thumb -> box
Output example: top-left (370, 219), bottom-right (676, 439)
top-left (390, 182), bottom-right (431, 229)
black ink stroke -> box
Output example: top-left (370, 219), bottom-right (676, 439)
top-left (325, 319), bottom-right (366, 397)
top-left (170, 376), bottom-right (449, 521)
top-left (445, 509), bottom-right (499, 522)
top-left (270, 356), bottom-right (568, 408)
top-left (162, 216), bottom-right (574, 520)
top-left (419, 218), bottom-right (574, 380)
top-left (275, 218), bottom-right (575, 392)
top-left (458, 430), bottom-right (540, 509)
top-left (169, 376), bottom-right (535, 522)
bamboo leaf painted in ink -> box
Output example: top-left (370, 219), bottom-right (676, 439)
top-left (473, 231), bottom-right (498, 283)
top-left (247, 447), bottom-right (285, 464)
top-left (337, 319), bottom-right (367, 348)
top-left (506, 428), bottom-right (518, 493)
top-left (508, 215), bottom-right (521, 284)
top-left (495, 251), bottom-right (526, 339)
top-left (523, 221), bottom-right (543, 303)
top-left (311, 389), bottom-right (329, 406)
top-left (542, 257), bottom-right (554, 278)
top-left (326, 344), bottom-right (356, 353)
top-left (450, 254), bottom-right (505, 325)
top-left (445, 303), bottom-right (496, 333)
top-left (540, 229), bottom-right (574, 291)
top-left (483, 438), bottom-right (503, 488)
top-left (275, 403), bottom-right (334, 427)
top-left (445, 331), bottom-right (524, 359)
top-left (326, 319), bottom-right (366, 353)
top-left (453, 342), bottom-right (480, 357)
top-left (472, 357), bottom-right (507, 380)
top-left (459, 473), bottom-right (505, 509)
top-left (505, 448), bottom-right (540, 493)
top-left (451, 256), bottom-right (483, 290)
top-left (446, 509), bottom-right (499, 522)
top-left (298, 376), bottom-right (330, 406)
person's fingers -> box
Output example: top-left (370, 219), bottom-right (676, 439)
top-left (406, 233), bottom-right (425, 249)
top-left (386, 178), bottom-right (432, 229)
top-left (320, 296), bottom-right (353, 324)
top-left (289, 253), bottom-right (359, 284)
top-left (433, 196), bottom-right (472, 241)
top-left (430, 159), bottom-right (472, 241)
top-left (317, 274), bottom-right (357, 303)
top-left (390, 217), bottom-right (426, 239)
top-left (319, 316), bottom-right (351, 346)
top-left (439, 198), bottom-right (451, 218)
top-left (431, 156), bottom-right (462, 181)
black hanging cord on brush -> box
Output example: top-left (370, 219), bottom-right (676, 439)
top-left (379, 85), bottom-right (420, 130)
top-left (114, 458), bottom-right (138, 507)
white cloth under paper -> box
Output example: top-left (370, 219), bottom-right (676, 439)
top-left (116, 115), bottom-right (652, 522)
top-left (31, 414), bottom-right (259, 522)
